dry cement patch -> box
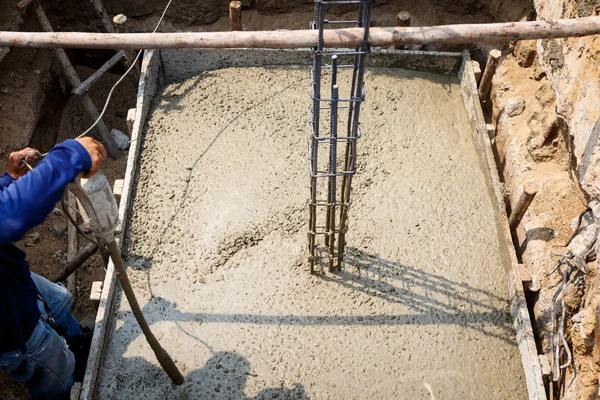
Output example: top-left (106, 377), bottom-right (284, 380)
top-left (97, 67), bottom-right (527, 399)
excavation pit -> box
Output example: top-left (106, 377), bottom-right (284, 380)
top-left (84, 50), bottom-right (543, 400)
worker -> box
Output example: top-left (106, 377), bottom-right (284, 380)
top-left (0, 137), bottom-right (107, 400)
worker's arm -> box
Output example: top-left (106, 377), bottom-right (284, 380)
top-left (0, 138), bottom-right (106, 245)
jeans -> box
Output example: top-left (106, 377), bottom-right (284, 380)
top-left (0, 273), bottom-right (81, 400)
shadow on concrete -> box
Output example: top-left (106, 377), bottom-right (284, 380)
top-left (105, 343), bottom-right (308, 399)
top-left (108, 300), bottom-right (309, 399)
top-left (123, 244), bottom-right (516, 348)
top-left (318, 247), bottom-right (516, 344)
top-left (102, 244), bottom-right (517, 396)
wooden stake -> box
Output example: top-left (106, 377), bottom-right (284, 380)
top-left (31, 1), bottom-right (120, 158)
top-left (66, 191), bottom-right (78, 297)
top-left (229, 1), bottom-right (242, 31)
top-left (396, 11), bottom-right (411, 27)
top-left (393, 11), bottom-right (411, 50)
top-left (2, 16), bottom-right (600, 49)
top-left (478, 49), bottom-right (501, 101)
top-left (89, 0), bottom-right (139, 78)
top-left (509, 181), bottom-right (539, 230)
top-left (15, 0), bottom-right (35, 11)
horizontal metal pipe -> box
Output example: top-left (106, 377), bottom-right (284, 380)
top-left (0, 16), bottom-right (599, 49)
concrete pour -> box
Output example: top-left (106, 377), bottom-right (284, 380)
top-left (96, 66), bottom-right (527, 399)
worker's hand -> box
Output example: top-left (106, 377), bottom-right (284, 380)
top-left (75, 137), bottom-right (107, 178)
top-left (6, 147), bottom-right (41, 179)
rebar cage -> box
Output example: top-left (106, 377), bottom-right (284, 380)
top-left (307, 0), bottom-right (374, 273)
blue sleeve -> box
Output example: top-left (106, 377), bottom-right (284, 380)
top-left (0, 172), bottom-right (15, 189)
top-left (0, 139), bottom-right (92, 245)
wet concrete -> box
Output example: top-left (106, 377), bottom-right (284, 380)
top-left (97, 67), bottom-right (527, 399)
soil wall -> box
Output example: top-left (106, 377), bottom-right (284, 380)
top-left (489, 1), bottom-right (600, 398)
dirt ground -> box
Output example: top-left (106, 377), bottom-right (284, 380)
top-left (0, 65), bottom-right (134, 400)
top-left (489, 32), bottom-right (600, 397)
top-left (95, 66), bottom-right (526, 399)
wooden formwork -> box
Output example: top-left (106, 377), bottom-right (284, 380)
top-left (80, 48), bottom-right (545, 400)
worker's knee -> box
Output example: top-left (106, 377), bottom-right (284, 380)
top-left (1, 320), bottom-right (74, 400)
top-left (25, 321), bottom-right (75, 400)
top-left (30, 272), bottom-right (81, 343)
top-left (30, 272), bottom-right (73, 316)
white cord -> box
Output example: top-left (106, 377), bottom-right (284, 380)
top-left (75, 0), bottom-right (174, 140)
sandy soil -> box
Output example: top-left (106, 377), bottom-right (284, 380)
top-left (96, 66), bottom-right (526, 399)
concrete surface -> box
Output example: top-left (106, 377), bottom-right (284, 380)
top-left (96, 66), bottom-right (527, 399)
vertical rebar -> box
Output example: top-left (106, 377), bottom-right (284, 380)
top-left (308, 1), bottom-right (325, 273)
top-left (308, 0), bottom-right (373, 272)
top-left (325, 55), bottom-right (338, 248)
top-left (328, 84), bottom-right (339, 272)
top-left (337, 1), bottom-right (372, 267)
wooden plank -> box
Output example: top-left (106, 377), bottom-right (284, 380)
top-left (31, 1), bottom-right (121, 159)
top-left (79, 49), bottom-right (163, 400)
top-left (1, 16), bottom-right (600, 49)
top-left (458, 51), bottom-right (547, 400)
top-left (89, 281), bottom-right (103, 310)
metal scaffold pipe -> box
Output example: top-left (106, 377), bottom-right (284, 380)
top-left (1, 16), bottom-right (600, 49)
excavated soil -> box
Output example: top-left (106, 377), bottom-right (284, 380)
top-left (97, 66), bottom-right (527, 399)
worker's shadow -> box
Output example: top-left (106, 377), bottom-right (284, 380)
top-left (105, 299), bottom-right (308, 400)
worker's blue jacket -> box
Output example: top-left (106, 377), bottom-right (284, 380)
top-left (0, 139), bottom-right (91, 353)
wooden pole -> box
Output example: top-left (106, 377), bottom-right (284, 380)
top-left (396, 11), bottom-right (411, 27)
top-left (2, 16), bottom-right (600, 49)
top-left (106, 239), bottom-right (184, 385)
top-left (88, 0), bottom-right (139, 78)
top-left (509, 181), bottom-right (539, 230)
top-left (31, 1), bottom-right (121, 158)
top-left (72, 50), bottom-right (125, 96)
top-left (66, 191), bottom-right (78, 296)
top-left (478, 49), bottom-right (501, 101)
top-left (15, 0), bottom-right (35, 11)
top-left (53, 241), bottom-right (98, 283)
top-left (229, 1), bottom-right (242, 31)
top-left (89, 0), bottom-right (116, 34)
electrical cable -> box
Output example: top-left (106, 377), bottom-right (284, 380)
top-left (75, 0), bottom-right (174, 140)
top-left (40, 0), bottom-right (174, 157)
